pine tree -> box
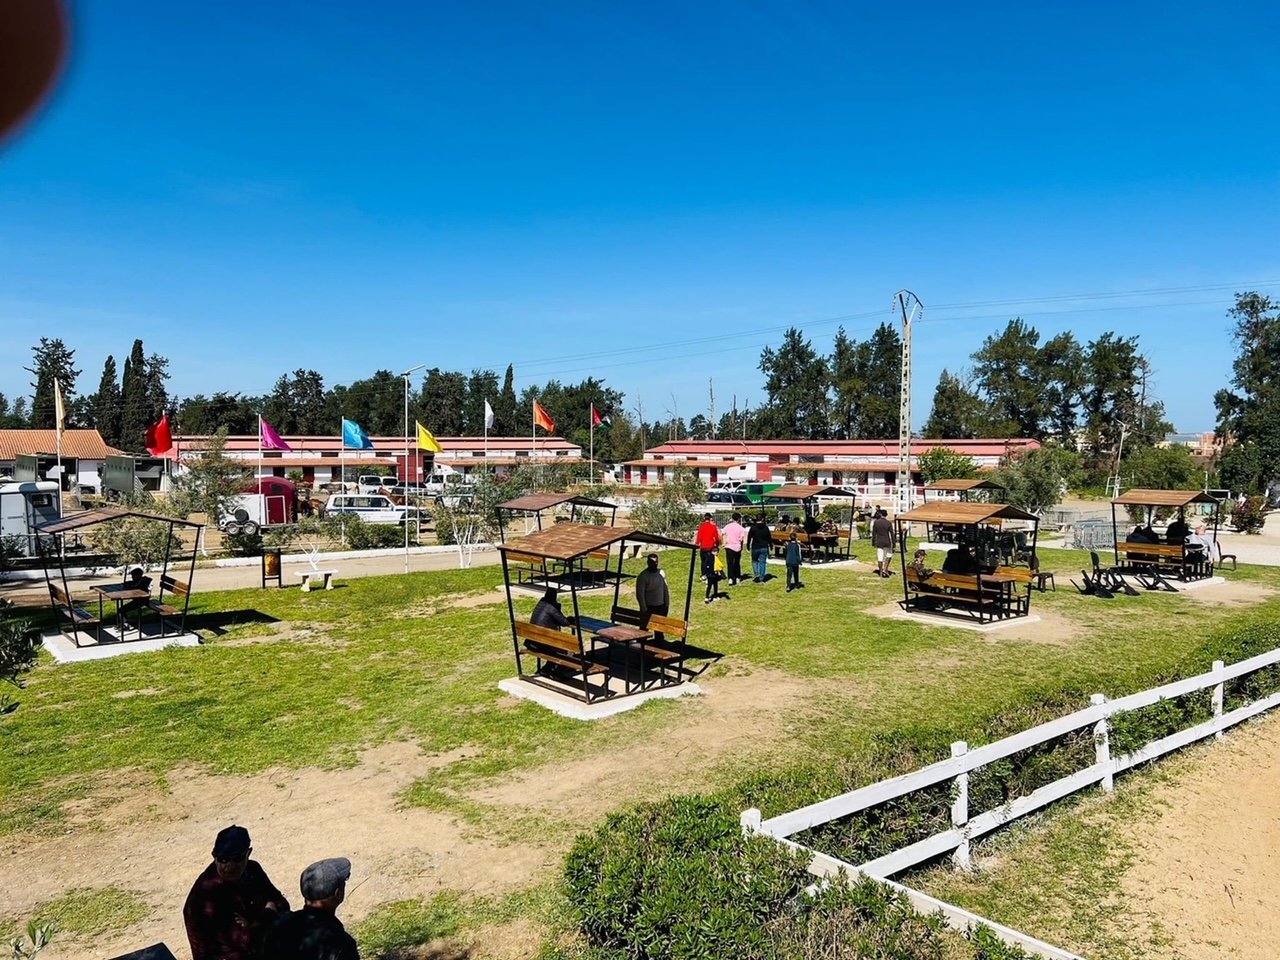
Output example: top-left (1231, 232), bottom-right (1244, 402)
top-left (25, 337), bottom-right (80, 429)
top-left (92, 356), bottom-right (123, 447)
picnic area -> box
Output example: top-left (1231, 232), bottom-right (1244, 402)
top-left (3, 536), bottom-right (1280, 959)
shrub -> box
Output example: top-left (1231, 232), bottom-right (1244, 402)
top-left (1230, 495), bottom-right (1267, 534)
top-left (222, 532), bottom-right (264, 557)
top-left (564, 795), bottom-right (812, 960)
top-left (340, 516), bottom-right (407, 551)
top-left (0, 599), bottom-right (41, 715)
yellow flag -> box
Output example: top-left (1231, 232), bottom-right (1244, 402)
top-left (54, 379), bottom-right (66, 437)
top-left (416, 421), bottom-right (443, 453)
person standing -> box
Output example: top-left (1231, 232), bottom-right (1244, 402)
top-left (746, 514), bottom-right (773, 582)
top-left (784, 531), bottom-right (803, 591)
top-left (636, 553), bottom-right (670, 639)
top-left (870, 508), bottom-right (896, 578)
top-left (184, 825), bottom-right (290, 960)
top-left (695, 513), bottom-right (721, 583)
top-left (261, 858), bottom-right (359, 960)
top-left (722, 512), bottom-right (747, 586)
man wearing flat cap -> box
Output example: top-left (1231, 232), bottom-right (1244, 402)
top-left (261, 857), bottom-right (359, 960)
top-left (183, 825), bottom-right (290, 960)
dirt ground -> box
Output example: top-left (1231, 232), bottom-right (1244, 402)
top-left (3, 668), bottom-right (814, 960)
top-left (1117, 712), bottom-right (1280, 959)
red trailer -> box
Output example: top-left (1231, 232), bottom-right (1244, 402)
top-left (219, 478), bottom-right (299, 535)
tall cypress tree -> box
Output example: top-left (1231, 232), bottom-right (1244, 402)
top-left (93, 356), bottom-right (123, 447)
top-left (495, 364), bottom-right (518, 436)
top-left (120, 339), bottom-right (149, 452)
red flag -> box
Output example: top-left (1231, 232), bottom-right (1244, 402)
top-left (146, 413), bottom-right (173, 455)
top-left (533, 400), bottom-right (555, 433)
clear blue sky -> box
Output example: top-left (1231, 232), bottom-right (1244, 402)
top-left (3, 0), bottom-right (1278, 433)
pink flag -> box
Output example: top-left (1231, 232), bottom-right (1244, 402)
top-left (260, 417), bottom-right (292, 451)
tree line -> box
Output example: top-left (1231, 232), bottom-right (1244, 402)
top-left (15, 293), bottom-right (1280, 496)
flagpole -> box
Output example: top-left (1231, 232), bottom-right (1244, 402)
top-left (590, 403), bottom-right (595, 482)
top-left (54, 379), bottom-right (64, 516)
top-left (340, 425), bottom-right (346, 544)
top-left (257, 415), bottom-right (263, 497)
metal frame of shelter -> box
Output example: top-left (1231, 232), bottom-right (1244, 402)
top-left (760, 484), bottom-right (858, 561)
top-left (34, 508), bottom-right (204, 647)
top-left (921, 479), bottom-right (1007, 543)
top-left (497, 523), bottom-right (697, 704)
top-left (921, 478), bottom-right (1006, 503)
top-left (1110, 489), bottom-right (1222, 581)
top-left (495, 492), bottom-right (618, 541)
top-left (894, 502), bottom-right (1040, 623)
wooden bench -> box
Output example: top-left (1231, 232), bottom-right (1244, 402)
top-left (297, 569), bottom-right (338, 592)
top-left (1116, 541), bottom-right (1210, 580)
top-left (148, 575), bottom-right (191, 635)
top-left (49, 583), bottom-right (100, 645)
top-left (904, 568), bottom-right (1020, 621)
top-left (610, 606), bottom-right (690, 683)
top-left (505, 550), bottom-right (550, 585)
top-left (513, 621), bottom-right (607, 702)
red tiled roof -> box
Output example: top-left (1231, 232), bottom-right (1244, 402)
top-left (621, 459), bottom-right (749, 468)
top-left (644, 438), bottom-right (1039, 458)
top-left (0, 429), bottom-right (123, 461)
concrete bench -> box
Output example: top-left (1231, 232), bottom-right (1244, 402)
top-left (297, 569), bottom-right (338, 592)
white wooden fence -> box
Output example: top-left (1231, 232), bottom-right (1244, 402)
top-left (742, 645), bottom-right (1280, 959)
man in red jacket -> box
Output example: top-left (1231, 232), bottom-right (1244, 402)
top-left (184, 825), bottom-right (290, 960)
top-left (694, 513), bottom-right (721, 585)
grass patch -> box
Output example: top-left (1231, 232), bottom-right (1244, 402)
top-left (352, 893), bottom-right (466, 959)
top-left (23, 886), bottom-right (150, 939)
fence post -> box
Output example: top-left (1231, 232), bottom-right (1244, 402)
top-left (1091, 694), bottom-right (1113, 793)
top-left (1212, 659), bottom-right (1225, 740)
top-left (740, 808), bottom-right (763, 835)
top-left (951, 741), bottom-right (970, 870)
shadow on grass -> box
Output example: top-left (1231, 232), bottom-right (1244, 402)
top-left (185, 608), bottom-right (281, 637)
top-left (369, 946), bottom-right (472, 960)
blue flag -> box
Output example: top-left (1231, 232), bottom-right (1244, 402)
top-left (342, 418), bottom-right (374, 449)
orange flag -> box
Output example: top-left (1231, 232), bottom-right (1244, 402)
top-left (533, 400), bottom-right (555, 432)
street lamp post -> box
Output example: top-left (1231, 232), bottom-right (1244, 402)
top-left (401, 364), bottom-right (427, 574)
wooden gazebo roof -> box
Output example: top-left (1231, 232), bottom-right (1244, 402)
top-left (924, 478), bottom-right (1005, 492)
top-left (36, 508), bottom-right (205, 533)
top-left (497, 492), bottom-right (616, 512)
top-left (764, 484), bottom-right (855, 500)
top-left (1111, 489), bottom-right (1222, 507)
top-left (496, 523), bottom-right (692, 562)
top-left (896, 502), bottom-right (1038, 524)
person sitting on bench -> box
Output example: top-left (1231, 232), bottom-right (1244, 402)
top-left (120, 567), bottom-right (153, 617)
top-left (1165, 516), bottom-right (1190, 545)
top-left (530, 588), bottom-right (573, 630)
top-left (803, 513), bottom-right (820, 535)
top-left (942, 543), bottom-right (979, 575)
top-left (1189, 523), bottom-right (1219, 564)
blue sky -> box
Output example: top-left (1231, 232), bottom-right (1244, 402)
top-left (2, 1), bottom-right (1278, 432)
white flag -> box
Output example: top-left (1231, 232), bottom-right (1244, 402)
top-left (484, 399), bottom-right (495, 430)
top-left (54, 378), bottom-right (66, 437)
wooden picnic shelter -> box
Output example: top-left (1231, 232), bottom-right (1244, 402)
top-left (895, 502), bottom-right (1040, 624)
top-left (760, 484), bottom-right (857, 562)
top-left (496, 492), bottom-right (617, 539)
top-left (1110, 489), bottom-right (1223, 582)
top-left (498, 523), bottom-right (698, 704)
top-left (34, 507), bottom-right (203, 647)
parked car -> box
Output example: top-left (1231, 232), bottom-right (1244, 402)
top-left (707, 491), bottom-right (754, 506)
top-left (326, 494), bottom-right (421, 525)
top-left (357, 475), bottom-right (399, 495)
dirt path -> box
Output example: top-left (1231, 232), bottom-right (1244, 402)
top-left (4, 669), bottom-right (810, 960)
top-left (1117, 712), bottom-right (1280, 959)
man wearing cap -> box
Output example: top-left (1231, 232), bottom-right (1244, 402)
top-left (262, 857), bottom-right (359, 960)
top-left (183, 825), bottom-right (290, 960)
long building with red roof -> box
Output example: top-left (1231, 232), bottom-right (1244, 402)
top-left (621, 438), bottom-right (1039, 489)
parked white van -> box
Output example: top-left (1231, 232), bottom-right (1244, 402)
top-left (325, 494), bottom-right (418, 525)
top-left (357, 475), bottom-right (399, 495)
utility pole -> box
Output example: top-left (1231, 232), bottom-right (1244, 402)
top-left (894, 291), bottom-right (923, 514)
top-left (709, 378), bottom-right (716, 440)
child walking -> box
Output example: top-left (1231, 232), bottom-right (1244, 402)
top-left (784, 531), bottom-right (804, 592)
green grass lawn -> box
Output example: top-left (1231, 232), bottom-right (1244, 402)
top-left (3, 547), bottom-right (1277, 953)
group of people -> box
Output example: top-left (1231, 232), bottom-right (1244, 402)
top-left (697, 511), bottom-right (814, 594)
top-left (1130, 517), bottom-right (1220, 562)
top-left (184, 825), bottom-right (358, 960)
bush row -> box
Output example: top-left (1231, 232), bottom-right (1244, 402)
top-left (558, 619), bottom-right (1280, 960)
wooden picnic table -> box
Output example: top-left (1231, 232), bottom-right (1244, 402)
top-left (92, 583), bottom-right (151, 640)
